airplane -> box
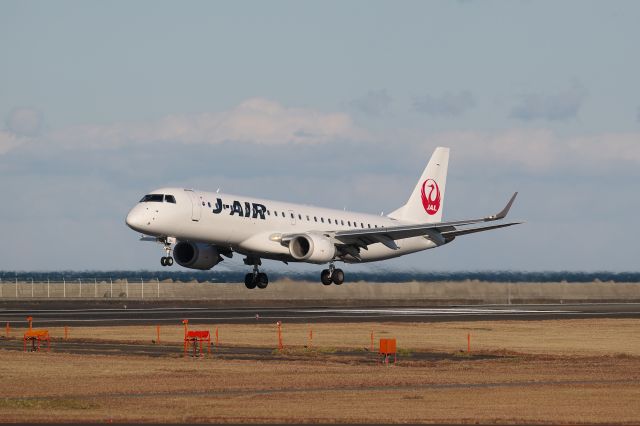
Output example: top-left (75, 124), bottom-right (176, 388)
top-left (125, 147), bottom-right (521, 288)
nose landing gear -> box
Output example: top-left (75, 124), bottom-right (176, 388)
top-left (321, 263), bottom-right (344, 285)
top-left (160, 239), bottom-right (174, 267)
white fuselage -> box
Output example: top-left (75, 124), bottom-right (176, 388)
top-left (125, 187), bottom-right (438, 264)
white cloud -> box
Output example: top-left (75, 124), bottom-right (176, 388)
top-left (5, 107), bottom-right (44, 137)
top-left (0, 131), bottom-right (27, 155)
top-left (49, 98), bottom-right (367, 149)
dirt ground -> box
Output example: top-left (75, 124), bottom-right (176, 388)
top-left (1, 318), bottom-right (639, 424)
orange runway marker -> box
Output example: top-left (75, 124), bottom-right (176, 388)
top-left (23, 316), bottom-right (50, 352)
top-left (182, 319), bottom-right (211, 357)
top-left (379, 338), bottom-right (397, 364)
top-left (276, 321), bottom-right (283, 350)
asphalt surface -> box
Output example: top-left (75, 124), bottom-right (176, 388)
top-left (0, 302), bottom-right (639, 327)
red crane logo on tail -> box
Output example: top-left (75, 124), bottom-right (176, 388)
top-left (421, 179), bottom-right (440, 215)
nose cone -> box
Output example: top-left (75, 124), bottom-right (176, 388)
top-left (125, 206), bottom-right (146, 232)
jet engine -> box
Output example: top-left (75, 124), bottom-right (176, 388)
top-left (288, 234), bottom-right (336, 264)
top-left (173, 241), bottom-right (221, 270)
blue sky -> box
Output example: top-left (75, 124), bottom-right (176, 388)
top-left (1, 1), bottom-right (639, 271)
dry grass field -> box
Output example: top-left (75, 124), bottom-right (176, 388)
top-left (1, 318), bottom-right (639, 424)
top-left (11, 318), bottom-right (640, 357)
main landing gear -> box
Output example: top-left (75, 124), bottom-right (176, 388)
top-left (244, 260), bottom-right (269, 290)
top-left (160, 240), bottom-right (174, 267)
top-left (321, 263), bottom-right (344, 285)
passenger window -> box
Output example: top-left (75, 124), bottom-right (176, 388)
top-left (274, 211), bottom-right (278, 216)
top-left (165, 195), bottom-right (176, 204)
top-left (348, 221), bottom-right (351, 226)
top-left (314, 216), bottom-right (318, 222)
top-left (361, 223), bottom-right (364, 228)
top-left (281, 212), bottom-right (285, 217)
top-left (298, 214), bottom-right (302, 220)
top-left (321, 218), bottom-right (324, 223)
top-left (267, 210), bottom-right (270, 216)
top-left (291, 213), bottom-right (294, 219)
top-left (341, 220), bottom-right (344, 226)
top-left (368, 224), bottom-right (371, 228)
top-left (306, 215), bottom-right (310, 221)
top-left (328, 219), bottom-right (332, 224)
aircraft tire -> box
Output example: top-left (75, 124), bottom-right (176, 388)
top-left (320, 269), bottom-right (332, 285)
top-left (332, 269), bottom-right (344, 285)
top-left (256, 273), bottom-right (269, 289)
top-left (167, 257), bottom-right (174, 266)
top-left (244, 273), bottom-right (257, 289)
top-left (160, 257), bottom-right (167, 266)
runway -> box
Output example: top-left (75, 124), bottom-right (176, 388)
top-left (1, 302), bottom-right (639, 326)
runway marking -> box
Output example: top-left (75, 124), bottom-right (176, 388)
top-left (300, 307), bottom-right (575, 315)
top-left (1, 305), bottom-right (638, 325)
top-left (0, 313), bottom-right (617, 324)
top-left (0, 307), bottom-right (575, 316)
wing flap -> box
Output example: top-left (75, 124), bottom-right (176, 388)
top-left (441, 222), bottom-right (523, 237)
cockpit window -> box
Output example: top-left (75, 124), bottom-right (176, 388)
top-left (140, 194), bottom-right (164, 202)
top-left (165, 195), bottom-right (176, 204)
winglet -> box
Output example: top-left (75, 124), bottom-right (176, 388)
top-left (485, 192), bottom-right (518, 221)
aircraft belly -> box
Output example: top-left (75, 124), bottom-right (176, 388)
top-left (235, 232), bottom-right (291, 257)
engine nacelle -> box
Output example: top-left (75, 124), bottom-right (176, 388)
top-left (173, 241), bottom-right (221, 270)
top-left (288, 234), bottom-right (336, 264)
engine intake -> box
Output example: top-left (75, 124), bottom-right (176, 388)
top-left (173, 241), bottom-right (221, 270)
top-left (288, 234), bottom-right (336, 264)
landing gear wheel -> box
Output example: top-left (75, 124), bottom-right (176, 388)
top-left (244, 273), bottom-right (257, 289)
top-left (160, 239), bottom-right (174, 267)
top-left (332, 269), bottom-right (344, 285)
top-left (321, 269), bottom-right (332, 285)
top-left (256, 272), bottom-right (269, 289)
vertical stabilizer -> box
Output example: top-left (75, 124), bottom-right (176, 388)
top-left (388, 147), bottom-right (449, 223)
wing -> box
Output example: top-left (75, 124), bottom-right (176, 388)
top-left (328, 192), bottom-right (521, 252)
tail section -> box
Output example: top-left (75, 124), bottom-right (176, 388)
top-left (388, 147), bottom-right (449, 224)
